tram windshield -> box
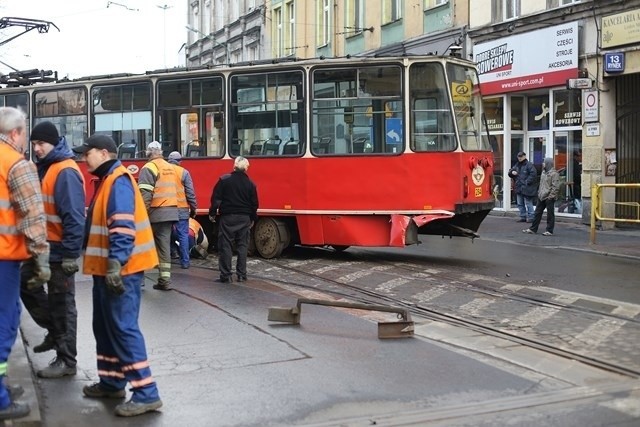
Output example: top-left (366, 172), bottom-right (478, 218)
top-left (446, 63), bottom-right (491, 152)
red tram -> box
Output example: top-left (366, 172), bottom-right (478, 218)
top-left (1, 55), bottom-right (495, 258)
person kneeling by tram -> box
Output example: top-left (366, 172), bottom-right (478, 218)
top-left (171, 218), bottom-right (209, 260)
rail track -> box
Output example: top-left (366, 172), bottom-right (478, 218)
top-left (186, 248), bottom-right (640, 378)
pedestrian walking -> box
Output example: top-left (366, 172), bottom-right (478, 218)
top-left (508, 151), bottom-right (538, 222)
top-left (523, 157), bottom-right (560, 236)
top-left (72, 134), bottom-right (162, 417)
top-left (0, 107), bottom-right (50, 420)
top-left (20, 121), bottom-right (85, 379)
top-left (167, 151), bottom-right (197, 269)
top-left (138, 141), bottom-right (178, 290)
top-left (209, 156), bottom-right (258, 283)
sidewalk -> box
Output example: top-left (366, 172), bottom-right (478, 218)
top-left (483, 211), bottom-right (640, 260)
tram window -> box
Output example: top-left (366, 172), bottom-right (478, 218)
top-left (446, 63), bottom-right (491, 151)
top-left (412, 98), bottom-right (455, 152)
top-left (34, 88), bottom-right (89, 150)
top-left (230, 70), bottom-right (304, 158)
top-left (311, 65), bottom-right (403, 156)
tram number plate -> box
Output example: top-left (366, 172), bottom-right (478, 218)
top-left (474, 188), bottom-right (482, 197)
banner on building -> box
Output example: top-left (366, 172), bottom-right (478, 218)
top-left (474, 22), bottom-right (579, 95)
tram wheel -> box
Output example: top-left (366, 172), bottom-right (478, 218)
top-left (330, 245), bottom-right (350, 252)
top-left (253, 218), bottom-right (290, 259)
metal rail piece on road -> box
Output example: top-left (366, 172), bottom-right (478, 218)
top-left (268, 298), bottom-right (415, 339)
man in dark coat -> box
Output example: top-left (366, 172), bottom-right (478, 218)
top-left (209, 156), bottom-right (258, 283)
top-left (508, 151), bottom-right (538, 222)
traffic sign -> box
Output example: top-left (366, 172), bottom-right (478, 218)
top-left (583, 89), bottom-right (599, 123)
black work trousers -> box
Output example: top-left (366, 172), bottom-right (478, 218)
top-left (20, 262), bottom-right (78, 366)
top-left (530, 198), bottom-right (556, 234)
top-left (217, 214), bottom-right (251, 280)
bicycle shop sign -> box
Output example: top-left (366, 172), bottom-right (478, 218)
top-left (474, 22), bottom-right (579, 95)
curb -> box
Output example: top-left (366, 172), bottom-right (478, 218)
top-left (6, 328), bottom-right (41, 426)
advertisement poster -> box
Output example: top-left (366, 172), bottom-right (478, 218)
top-left (474, 22), bottom-right (579, 95)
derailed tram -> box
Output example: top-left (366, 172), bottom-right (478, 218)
top-left (0, 55), bottom-right (495, 258)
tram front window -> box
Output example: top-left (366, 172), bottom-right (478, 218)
top-left (446, 63), bottom-right (491, 152)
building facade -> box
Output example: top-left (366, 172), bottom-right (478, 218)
top-left (468, 0), bottom-right (640, 225)
top-left (186, 0), bottom-right (639, 226)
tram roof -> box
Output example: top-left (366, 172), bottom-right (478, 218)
top-left (0, 54), bottom-right (474, 89)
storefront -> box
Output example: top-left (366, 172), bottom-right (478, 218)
top-left (473, 21), bottom-right (582, 216)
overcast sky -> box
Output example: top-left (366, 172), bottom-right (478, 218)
top-left (0, 0), bottom-right (188, 79)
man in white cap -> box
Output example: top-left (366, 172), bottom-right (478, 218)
top-left (138, 142), bottom-right (178, 290)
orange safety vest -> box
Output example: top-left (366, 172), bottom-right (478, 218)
top-left (143, 158), bottom-right (178, 208)
top-left (172, 164), bottom-right (189, 209)
top-left (83, 165), bottom-right (158, 276)
top-left (41, 159), bottom-right (85, 242)
top-left (0, 143), bottom-right (30, 260)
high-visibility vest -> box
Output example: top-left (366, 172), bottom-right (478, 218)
top-left (0, 143), bottom-right (30, 260)
top-left (142, 158), bottom-right (178, 208)
top-left (41, 159), bottom-right (85, 242)
top-left (83, 165), bottom-right (158, 276)
top-left (188, 217), bottom-right (201, 237)
top-left (172, 164), bottom-right (189, 209)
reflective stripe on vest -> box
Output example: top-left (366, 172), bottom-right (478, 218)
top-left (172, 164), bottom-right (189, 208)
top-left (41, 159), bottom-right (85, 242)
top-left (145, 158), bottom-right (178, 208)
top-left (0, 144), bottom-right (30, 260)
top-left (83, 165), bottom-right (159, 275)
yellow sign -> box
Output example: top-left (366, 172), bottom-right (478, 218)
top-left (451, 80), bottom-right (472, 105)
top-left (602, 8), bottom-right (640, 48)
top-left (474, 187), bottom-right (483, 197)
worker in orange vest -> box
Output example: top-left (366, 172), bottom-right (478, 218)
top-left (0, 107), bottom-right (50, 421)
top-left (73, 134), bottom-right (162, 417)
top-left (138, 141), bottom-right (178, 290)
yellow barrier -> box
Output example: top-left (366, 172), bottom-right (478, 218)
top-left (590, 183), bottom-right (640, 244)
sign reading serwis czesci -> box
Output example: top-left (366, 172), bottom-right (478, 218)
top-left (473, 22), bottom-right (578, 95)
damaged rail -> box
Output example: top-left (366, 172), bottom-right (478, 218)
top-left (268, 298), bottom-right (414, 339)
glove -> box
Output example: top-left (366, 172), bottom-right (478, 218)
top-left (105, 259), bottom-right (125, 295)
top-left (209, 215), bottom-right (217, 224)
top-left (26, 253), bottom-right (51, 290)
top-left (61, 257), bottom-right (79, 276)
top-left (190, 208), bottom-right (197, 218)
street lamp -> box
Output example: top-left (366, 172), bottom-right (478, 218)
top-left (157, 4), bottom-right (173, 68)
top-left (185, 25), bottom-right (229, 64)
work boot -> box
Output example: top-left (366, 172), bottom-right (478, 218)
top-left (114, 399), bottom-right (163, 417)
top-left (37, 357), bottom-right (77, 378)
top-left (0, 402), bottom-right (30, 420)
top-left (82, 382), bottom-right (126, 399)
top-left (33, 334), bottom-right (55, 353)
top-left (152, 279), bottom-right (172, 291)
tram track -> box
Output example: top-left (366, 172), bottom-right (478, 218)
top-left (183, 248), bottom-right (640, 378)
top-left (197, 249), bottom-right (640, 379)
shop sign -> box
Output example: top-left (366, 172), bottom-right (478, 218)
top-left (601, 9), bottom-right (640, 48)
top-left (474, 22), bottom-right (578, 96)
top-left (604, 52), bottom-right (625, 74)
top-left (583, 89), bottom-right (599, 123)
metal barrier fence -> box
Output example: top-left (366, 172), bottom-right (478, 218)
top-left (590, 183), bottom-right (640, 244)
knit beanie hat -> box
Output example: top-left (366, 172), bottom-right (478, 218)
top-left (31, 121), bottom-right (60, 145)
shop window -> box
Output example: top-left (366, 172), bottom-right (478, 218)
top-left (484, 97), bottom-right (504, 132)
top-left (511, 96), bottom-right (523, 130)
top-left (553, 90), bottom-right (581, 127)
top-left (527, 95), bottom-right (549, 131)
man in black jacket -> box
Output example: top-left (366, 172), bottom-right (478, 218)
top-left (209, 156), bottom-right (258, 283)
top-left (508, 151), bottom-right (538, 223)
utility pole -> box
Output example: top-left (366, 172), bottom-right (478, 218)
top-left (157, 4), bottom-right (173, 68)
